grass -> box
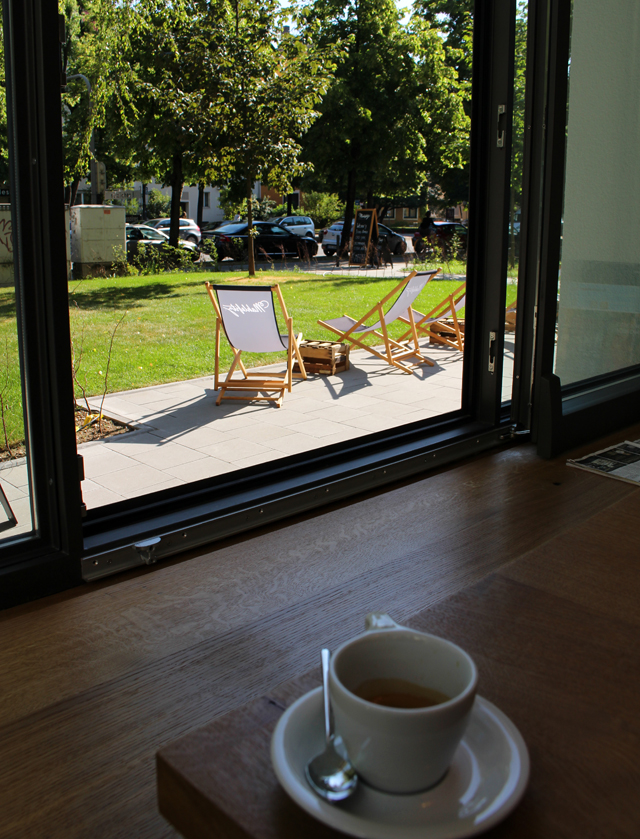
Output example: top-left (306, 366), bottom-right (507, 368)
top-left (0, 265), bottom-right (517, 449)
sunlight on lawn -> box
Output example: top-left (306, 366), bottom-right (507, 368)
top-left (0, 269), bottom-right (517, 447)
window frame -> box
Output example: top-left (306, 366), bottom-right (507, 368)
top-left (1, 0), bottom-right (528, 605)
top-left (526, 0), bottom-right (640, 457)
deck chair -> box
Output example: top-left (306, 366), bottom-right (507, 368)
top-left (505, 298), bottom-right (517, 332)
top-left (317, 269), bottom-right (441, 374)
top-left (205, 282), bottom-right (307, 407)
top-left (398, 282), bottom-right (466, 351)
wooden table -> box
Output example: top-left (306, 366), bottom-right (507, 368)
top-left (157, 490), bottom-right (640, 839)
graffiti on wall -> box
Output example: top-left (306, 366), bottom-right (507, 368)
top-left (0, 216), bottom-right (13, 260)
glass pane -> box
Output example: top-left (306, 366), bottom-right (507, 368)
top-left (0, 8), bottom-right (35, 542)
top-left (555, 0), bottom-right (640, 386)
top-left (64, 0), bottom-right (473, 512)
top-left (502, 0), bottom-right (528, 404)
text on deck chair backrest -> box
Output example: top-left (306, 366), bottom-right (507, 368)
top-left (215, 286), bottom-right (288, 353)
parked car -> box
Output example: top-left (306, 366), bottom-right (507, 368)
top-left (210, 221), bottom-right (318, 260)
top-left (276, 215), bottom-right (316, 239)
top-left (125, 224), bottom-right (198, 260)
top-left (145, 217), bottom-right (202, 244)
top-left (412, 222), bottom-right (468, 256)
top-left (200, 221), bottom-right (223, 237)
top-left (320, 220), bottom-right (407, 256)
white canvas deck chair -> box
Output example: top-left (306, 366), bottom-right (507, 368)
top-left (398, 282), bottom-right (466, 351)
top-left (205, 282), bottom-right (307, 407)
top-left (317, 269), bottom-right (441, 374)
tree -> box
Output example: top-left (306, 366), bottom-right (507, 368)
top-left (509, 0), bottom-right (528, 267)
top-left (299, 0), bottom-right (468, 253)
top-left (118, 0), bottom-right (226, 245)
top-left (411, 0), bottom-right (473, 210)
top-left (211, 0), bottom-right (337, 275)
top-left (0, 19), bottom-right (8, 187)
top-left (60, 0), bottom-right (129, 203)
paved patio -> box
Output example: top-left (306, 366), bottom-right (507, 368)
top-left (77, 341), bottom-right (467, 510)
top-left (0, 333), bottom-right (515, 528)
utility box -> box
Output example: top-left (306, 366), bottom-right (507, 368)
top-left (70, 205), bottom-right (126, 277)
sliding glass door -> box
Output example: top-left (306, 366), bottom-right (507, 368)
top-left (1, 0), bottom-right (534, 604)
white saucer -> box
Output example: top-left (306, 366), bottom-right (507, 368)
top-left (271, 688), bottom-right (529, 839)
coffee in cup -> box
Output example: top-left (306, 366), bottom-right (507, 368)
top-left (329, 612), bottom-right (478, 794)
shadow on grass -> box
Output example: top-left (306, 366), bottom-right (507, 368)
top-left (68, 281), bottom-right (185, 311)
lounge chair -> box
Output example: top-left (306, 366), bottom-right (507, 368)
top-left (317, 269), bottom-right (441, 373)
top-left (397, 282), bottom-right (466, 351)
top-left (205, 282), bottom-right (307, 407)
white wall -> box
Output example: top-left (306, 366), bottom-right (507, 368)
top-left (555, 0), bottom-right (640, 383)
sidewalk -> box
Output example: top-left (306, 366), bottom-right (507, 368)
top-left (79, 341), bottom-right (468, 510)
top-left (0, 337), bottom-right (514, 524)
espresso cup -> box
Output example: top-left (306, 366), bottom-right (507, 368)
top-left (329, 613), bottom-right (478, 794)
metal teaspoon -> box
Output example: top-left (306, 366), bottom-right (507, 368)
top-left (304, 648), bottom-right (358, 802)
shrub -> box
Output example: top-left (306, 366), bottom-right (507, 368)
top-left (145, 188), bottom-right (171, 219)
top-left (301, 192), bottom-right (345, 228)
top-left (132, 242), bottom-right (193, 274)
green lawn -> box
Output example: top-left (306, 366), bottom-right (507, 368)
top-left (0, 268), bottom-right (517, 448)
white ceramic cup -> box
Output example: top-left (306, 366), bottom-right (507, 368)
top-left (329, 613), bottom-right (478, 794)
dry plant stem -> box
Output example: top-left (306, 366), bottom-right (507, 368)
top-left (98, 312), bottom-right (127, 433)
top-left (70, 300), bottom-right (91, 414)
top-left (0, 339), bottom-right (12, 455)
top-left (0, 393), bottom-right (10, 456)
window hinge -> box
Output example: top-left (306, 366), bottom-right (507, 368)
top-left (488, 331), bottom-right (497, 373)
top-left (500, 425), bottom-right (531, 441)
top-left (497, 104), bottom-right (506, 148)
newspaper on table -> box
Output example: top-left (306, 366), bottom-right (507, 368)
top-left (567, 440), bottom-right (640, 486)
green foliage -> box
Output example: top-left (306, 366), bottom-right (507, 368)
top-left (299, 0), bottom-right (469, 248)
top-left (111, 245), bottom-right (138, 277)
top-left (0, 25), bottom-right (8, 186)
top-left (60, 0), bottom-right (130, 191)
top-left (145, 189), bottom-right (171, 220)
top-left (199, 238), bottom-right (218, 264)
top-left (301, 192), bottom-right (344, 228)
top-left (131, 242), bottom-right (194, 275)
top-left (218, 190), bottom-right (278, 222)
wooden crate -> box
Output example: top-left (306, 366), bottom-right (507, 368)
top-left (428, 318), bottom-right (465, 343)
top-left (294, 340), bottom-right (350, 375)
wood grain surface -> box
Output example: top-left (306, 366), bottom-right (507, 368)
top-left (158, 494), bottom-right (640, 839)
top-left (0, 425), bottom-right (639, 838)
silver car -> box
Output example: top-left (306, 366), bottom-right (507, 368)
top-left (276, 215), bottom-right (316, 238)
top-left (145, 217), bottom-right (202, 244)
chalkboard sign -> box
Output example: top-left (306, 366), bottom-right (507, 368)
top-left (349, 208), bottom-right (378, 266)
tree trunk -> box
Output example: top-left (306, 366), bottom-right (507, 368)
top-left (197, 182), bottom-right (205, 228)
top-left (246, 175), bottom-right (255, 276)
top-left (340, 168), bottom-right (357, 257)
top-left (141, 183), bottom-right (147, 219)
top-left (169, 151), bottom-right (184, 248)
top-left (69, 178), bottom-right (81, 206)
top-left (366, 189), bottom-right (373, 208)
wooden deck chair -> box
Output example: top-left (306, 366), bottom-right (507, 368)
top-left (317, 269), bottom-right (441, 374)
top-left (205, 282), bottom-right (307, 407)
top-left (505, 298), bottom-right (517, 332)
top-left (398, 282), bottom-right (466, 351)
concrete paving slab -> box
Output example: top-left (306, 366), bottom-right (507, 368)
top-left (82, 447), bottom-right (138, 479)
top-left (92, 463), bottom-right (179, 494)
top-left (197, 438), bottom-right (273, 463)
top-left (131, 442), bottom-right (208, 470)
top-left (78, 335), bottom-right (513, 511)
top-left (164, 457), bottom-right (235, 482)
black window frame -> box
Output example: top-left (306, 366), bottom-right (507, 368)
top-left (1, 0), bottom-right (534, 605)
top-left (526, 0), bottom-right (640, 457)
